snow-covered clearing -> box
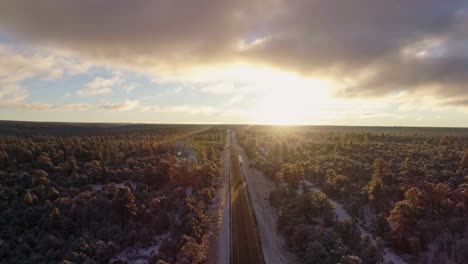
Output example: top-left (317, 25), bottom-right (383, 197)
top-left (111, 232), bottom-right (169, 264)
top-left (91, 181), bottom-right (136, 191)
top-left (303, 180), bottom-right (407, 264)
top-left (232, 132), bottom-right (299, 264)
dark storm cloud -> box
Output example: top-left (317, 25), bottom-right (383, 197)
top-left (0, 0), bottom-right (467, 104)
top-left (0, 0), bottom-right (265, 65)
top-left (244, 0), bottom-right (468, 102)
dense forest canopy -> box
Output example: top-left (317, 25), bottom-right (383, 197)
top-left (0, 123), bottom-right (225, 263)
top-left (1, 122), bottom-right (467, 263)
top-left (237, 125), bottom-right (468, 264)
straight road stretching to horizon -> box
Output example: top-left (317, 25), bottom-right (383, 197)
top-left (229, 131), bottom-right (265, 264)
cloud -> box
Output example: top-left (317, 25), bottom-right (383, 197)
top-left (61, 103), bottom-right (94, 111)
top-left (0, 0), bottom-right (468, 105)
top-left (0, 82), bottom-right (94, 111)
top-left (0, 84), bottom-right (94, 112)
top-left (199, 82), bottom-right (235, 94)
top-left (0, 44), bottom-right (91, 84)
top-left (242, 1), bottom-right (468, 102)
top-left (0, 43), bottom-right (95, 112)
top-left (76, 76), bottom-right (121, 96)
top-left (76, 87), bottom-right (111, 97)
top-left (225, 95), bottom-right (244, 106)
top-left (141, 104), bottom-right (219, 115)
top-left (0, 102), bottom-right (55, 111)
top-left (0, 0), bottom-right (260, 72)
top-left (121, 84), bottom-right (136, 93)
top-left (0, 82), bottom-right (52, 112)
top-left (0, 84), bottom-right (28, 104)
top-left (0, 94), bottom-right (93, 112)
top-left (100, 100), bottom-right (139, 111)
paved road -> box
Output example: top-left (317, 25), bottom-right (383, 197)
top-left (229, 131), bottom-right (265, 264)
top-left (231, 131), bottom-right (300, 264)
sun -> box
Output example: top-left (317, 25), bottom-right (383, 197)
top-left (186, 64), bottom-right (333, 125)
top-left (253, 76), bottom-right (331, 125)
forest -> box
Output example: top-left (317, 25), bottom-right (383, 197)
top-left (237, 126), bottom-right (468, 264)
top-left (1, 122), bottom-right (467, 264)
top-left (0, 122), bottom-right (225, 264)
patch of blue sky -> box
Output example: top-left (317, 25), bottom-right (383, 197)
top-left (0, 34), bottom-right (13, 44)
top-left (23, 75), bottom-right (83, 102)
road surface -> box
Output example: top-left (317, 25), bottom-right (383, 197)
top-left (229, 131), bottom-right (265, 264)
top-left (231, 131), bottom-right (299, 264)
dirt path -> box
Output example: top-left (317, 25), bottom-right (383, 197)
top-left (231, 131), bottom-right (300, 264)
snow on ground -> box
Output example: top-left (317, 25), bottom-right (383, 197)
top-left (185, 186), bottom-right (193, 197)
top-left (303, 181), bottom-right (348, 221)
top-left (418, 233), bottom-right (456, 264)
top-left (91, 181), bottom-right (136, 191)
top-left (206, 130), bottom-right (230, 264)
top-left (91, 183), bottom-right (104, 191)
top-left (111, 232), bottom-right (169, 264)
top-left (332, 198), bottom-right (350, 222)
top-left (232, 132), bottom-right (300, 264)
top-left (361, 204), bottom-right (375, 227)
top-left (304, 180), bottom-right (407, 264)
top-left (381, 247), bottom-right (408, 264)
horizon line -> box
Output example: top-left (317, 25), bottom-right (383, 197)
top-left (1, 119), bottom-right (468, 130)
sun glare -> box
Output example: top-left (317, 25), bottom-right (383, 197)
top-left (182, 64), bottom-right (334, 125)
top-left (252, 75), bottom-right (332, 125)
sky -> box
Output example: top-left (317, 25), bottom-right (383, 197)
top-left (0, 0), bottom-right (467, 127)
